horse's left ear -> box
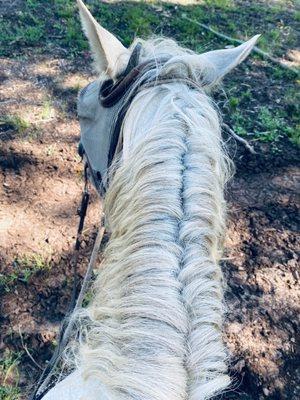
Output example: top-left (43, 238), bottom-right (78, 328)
top-left (77, 0), bottom-right (130, 78)
top-left (199, 35), bottom-right (260, 85)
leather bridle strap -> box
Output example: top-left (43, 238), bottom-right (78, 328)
top-left (100, 54), bottom-right (169, 107)
top-left (99, 46), bottom-right (169, 177)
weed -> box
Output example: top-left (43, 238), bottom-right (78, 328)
top-left (258, 29), bottom-right (281, 52)
top-left (0, 273), bottom-right (18, 293)
top-left (26, 0), bottom-right (39, 9)
top-left (41, 100), bottom-right (55, 121)
top-left (16, 253), bottom-right (50, 274)
top-left (0, 116), bottom-right (30, 134)
top-left (123, 6), bottom-right (160, 39)
top-left (229, 97), bottom-right (239, 109)
top-left (288, 124), bottom-right (300, 146)
top-left (204, 0), bottom-right (233, 9)
top-left (64, 18), bottom-right (87, 52)
top-left (56, 0), bottom-right (75, 19)
top-left (231, 110), bottom-right (249, 137)
top-left (254, 107), bottom-right (293, 142)
top-left (0, 254), bottom-right (50, 292)
top-left (0, 350), bottom-right (22, 400)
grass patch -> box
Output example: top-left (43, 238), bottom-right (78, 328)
top-left (1, 0), bottom-right (296, 58)
top-left (288, 124), bottom-right (300, 146)
top-left (0, 116), bottom-right (30, 134)
top-left (0, 114), bottom-right (42, 142)
top-left (254, 107), bottom-right (292, 142)
top-left (0, 386), bottom-right (21, 400)
top-left (40, 99), bottom-right (55, 121)
top-left (0, 350), bottom-right (22, 400)
top-left (0, 254), bottom-right (50, 292)
top-left (204, 0), bottom-right (234, 9)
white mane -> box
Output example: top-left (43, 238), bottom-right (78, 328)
top-left (70, 37), bottom-right (233, 400)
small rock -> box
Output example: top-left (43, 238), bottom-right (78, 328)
top-left (263, 388), bottom-right (270, 396)
top-left (234, 359), bottom-right (245, 373)
top-left (291, 268), bottom-right (299, 280)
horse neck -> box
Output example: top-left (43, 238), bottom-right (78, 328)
top-left (80, 82), bottom-right (230, 400)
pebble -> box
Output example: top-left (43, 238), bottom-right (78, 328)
top-left (263, 388), bottom-right (270, 396)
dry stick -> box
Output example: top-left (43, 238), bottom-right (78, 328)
top-left (182, 16), bottom-right (298, 74)
top-left (19, 327), bottom-right (43, 370)
top-left (222, 123), bottom-right (256, 154)
top-left (35, 221), bottom-right (105, 398)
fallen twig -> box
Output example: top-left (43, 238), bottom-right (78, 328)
top-left (19, 327), bottom-right (43, 370)
top-left (182, 15), bottom-right (298, 74)
top-left (222, 123), bottom-right (256, 154)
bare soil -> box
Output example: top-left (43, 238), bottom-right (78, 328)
top-left (223, 140), bottom-right (300, 399)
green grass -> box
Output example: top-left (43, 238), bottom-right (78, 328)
top-left (0, 0), bottom-right (299, 145)
top-left (255, 107), bottom-right (293, 142)
top-left (1, 0), bottom-right (298, 58)
top-left (40, 99), bottom-right (55, 121)
top-left (0, 350), bottom-right (22, 400)
top-left (0, 385), bottom-right (21, 400)
top-left (0, 116), bottom-right (30, 134)
top-left (0, 254), bottom-right (50, 292)
top-left (204, 0), bottom-right (234, 9)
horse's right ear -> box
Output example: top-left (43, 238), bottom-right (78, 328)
top-left (198, 35), bottom-right (260, 85)
top-left (77, 0), bottom-right (130, 79)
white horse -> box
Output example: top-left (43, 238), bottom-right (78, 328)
top-left (41, 1), bottom-right (259, 399)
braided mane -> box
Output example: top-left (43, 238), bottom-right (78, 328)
top-left (72, 38), bottom-right (232, 400)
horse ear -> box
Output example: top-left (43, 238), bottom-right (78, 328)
top-left (77, 0), bottom-right (130, 78)
top-left (199, 35), bottom-right (260, 84)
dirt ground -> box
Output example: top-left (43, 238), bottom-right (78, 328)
top-left (0, 1), bottom-right (299, 400)
top-left (224, 140), bottom-right (299, 399)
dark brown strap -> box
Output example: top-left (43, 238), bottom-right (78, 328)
top-left (122, 42), bottom-right (143, 76)
top-left (100, 66), bottom-right (141, 107)
top-left (100, 57), bottom-right (169, 108)
top-left (100, 52), bottom-right (170, 175)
